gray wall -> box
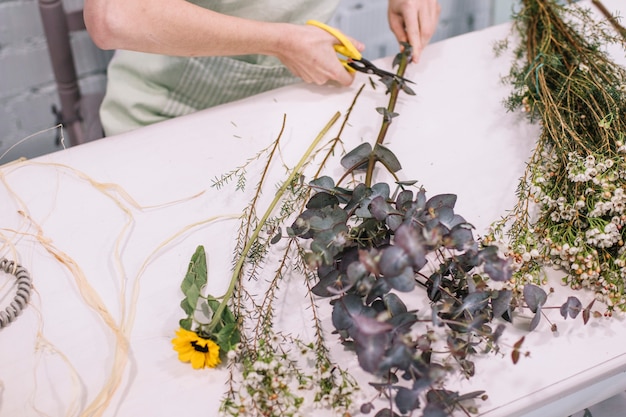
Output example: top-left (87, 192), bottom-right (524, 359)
top-left (0, 0), bottom-right (515, 163)
top-left (0, 0), bottom-right (112, 162)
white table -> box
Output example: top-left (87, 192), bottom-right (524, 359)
top-left (1, 1), bottom-right (625, 416)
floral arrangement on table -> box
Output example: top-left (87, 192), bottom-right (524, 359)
top-left (170, 1), bottom-right (626, 416)
top-left (488, 0), bottom-right (626, 315)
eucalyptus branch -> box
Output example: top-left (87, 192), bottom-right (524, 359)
top-left (365, 50), bottom-right (411, 187)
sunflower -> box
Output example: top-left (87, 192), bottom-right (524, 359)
top-left (172, 327), bottom-right (221, 369)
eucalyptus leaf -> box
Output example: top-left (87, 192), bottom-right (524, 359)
top-left (374, 408), bottom-right (400, 417)
top-left (341, 143), bottom-right (372, 170)
top-left (423, 402), bottom-right (448, 417)
top-left (306, 191), bottom-right (340, 209)
top-left (454, 292), bottom-right (490, 318)
top-left (383, 293), bottom-right (408, 316)
top-left (491, 289), bottom-right (513, 319)
top-left (270, 230), bottom-right (282, 244)
top-left (311, 269), bottom-right (340, 297)
top-left (523, 284), bottom-right (547, 313)
top-left (529, 305), bottom-right (542, 331)
top-left (344, 183), bottom-right (371, 214)
top-left (355, 184), bottom-right (390, 219)
top-left (583, 299), bottom-right (595, 324)
top-left (374, 144), bottom-right (402, 173)
top-left (395, 386), bottom-right (421, 414)
top-left (395, 189), bottom-right (414, 211)
top-left (394, 223), bottom-right (427, 270)
top-left (370, 196), bottom-right (398, 221)
top-left (380, 76), bottom-right (395, 94)
top-left (425, 194), bottom-right (457, 211)
top-left (427, 272), bottom-right (443, 302)
top-left (379, 246), bottom-right (410, 277)
top-left (372, 182), bottom-right (391, 199)
top-left (332, 294), bottom-right (373, 331)
top-left (379, 342), bottom-right (413, 373)
top-left (354, 331), bottom-right (392, 374)
top-left (346, 260), bottom-right (369, 283)
top-left (309, 175), bottom-right (335, 191)
top-left (366, 277), bottom-right (392, 304)
top-left (560, 296), bottom-right (583, 319)
top-left (385, 266), bottom-right (416, 292)
top-left (401, 82), bottom-right (416, 96)
top-left (445, 223), bottom-right (475, 251)
top-left (386, 215), bottom-right (403, 232)
top-left (480, 246), bottom-right (512, 282)
top-left (352, 313), bottom-right (395, 336)
top-left (376, 107), bottom-right (400, 123)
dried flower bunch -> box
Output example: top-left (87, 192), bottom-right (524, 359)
top-left (489, 0), bottom-right (626, 312)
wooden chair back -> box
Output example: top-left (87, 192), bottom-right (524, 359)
top-left (38, 0), bottom-right (105, 146)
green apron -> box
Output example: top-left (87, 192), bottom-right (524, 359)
top-left (100, 0), bottom-right (340, 136)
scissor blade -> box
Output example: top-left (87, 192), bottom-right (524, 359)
top-left (348, 60), bottom-right (415, 84)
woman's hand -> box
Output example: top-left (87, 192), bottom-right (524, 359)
top-left (388, 0), bottom-right (441, 62)
top-left (275, 24), bottom-right (364, 86)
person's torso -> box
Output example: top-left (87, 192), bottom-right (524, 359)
top-left (100, 0), bottom-right (340, 136)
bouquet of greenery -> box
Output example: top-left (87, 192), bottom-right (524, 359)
top-left (489, 0), bottom-right (626, 314)
top-left (170, 19), bottom-right (605, 415)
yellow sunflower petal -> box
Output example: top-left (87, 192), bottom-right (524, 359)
top-left (174, 328), bottom-right (197, 342)
top-left (178, 349), bottom-right (194, 363)
top-left (205, 340), bottom-right (222, 368)
top-left (190, 352), bottom-right (206, 369)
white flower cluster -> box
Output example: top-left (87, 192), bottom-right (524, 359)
top-left (221, 339), bottom-right (359, 417)
top-left (221, 347), bottom-right (305, 417)
top-left (294, 340), bottom-right (360, 414)
top-left (498, 146), bottom-right (626, 311)
top-left (566, 153), bottom-right (609, 183)
top-left (547, 243), bottom-right (600, 281)
top-left (585, 221), bottom-right (622, 248)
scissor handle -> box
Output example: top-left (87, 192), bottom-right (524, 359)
top-left (306, 20), bottom-right (363, 62)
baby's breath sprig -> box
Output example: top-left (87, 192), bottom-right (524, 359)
top-left (489, 0), bottom-right (626, 312)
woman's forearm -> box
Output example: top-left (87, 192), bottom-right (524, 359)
top-left (84, 0), bottom-right (288, 58)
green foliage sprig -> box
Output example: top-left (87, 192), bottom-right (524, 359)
top-left (490, 0), bottom-right (626, 313)
top-left (179, 245), bottom-right (240, 352)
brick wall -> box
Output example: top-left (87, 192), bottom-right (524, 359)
top-left (0, 0), bottom-right (511, 163)
top-left (0, 0), bottom-right (112, 162)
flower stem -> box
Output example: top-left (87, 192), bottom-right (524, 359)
top-left (208, 112), bottom-right (341, 331)
top-left (365, 53), bottom-right (411, 187)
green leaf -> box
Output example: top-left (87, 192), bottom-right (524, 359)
top-left (216, 322), bottom-right (241, 352)
top-left (180, 246), bottom-right (208, 316)
top-left (179, 317), bottom-right (193, 331)
top-left (374, 144), bottom-right (402, 172)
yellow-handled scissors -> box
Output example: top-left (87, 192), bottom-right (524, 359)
top-left (306, 20), bottom-right (415, 84)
